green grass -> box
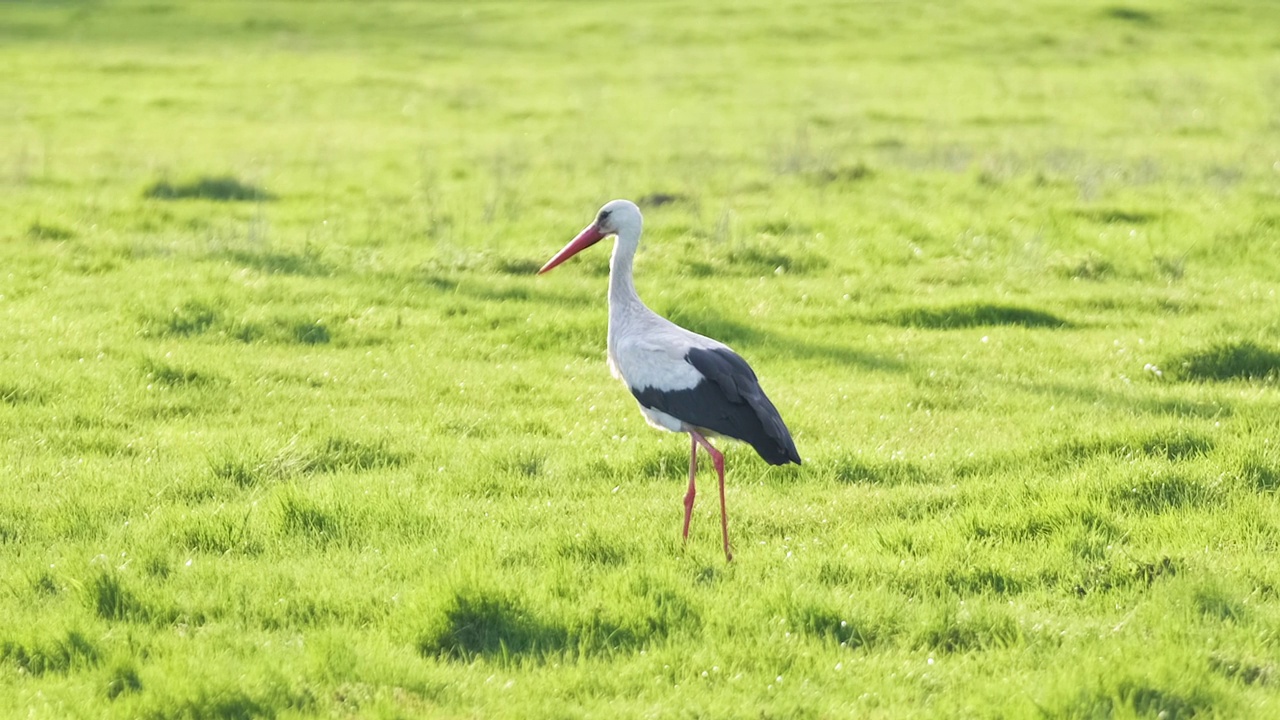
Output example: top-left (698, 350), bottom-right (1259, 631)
top-left (3, 0), bottom-right (1280, 717)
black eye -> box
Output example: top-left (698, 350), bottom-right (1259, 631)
top-left (598, 210), bottom-right (611, 225)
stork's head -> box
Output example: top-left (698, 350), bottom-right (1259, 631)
top-left (538, 199), bottom-right (642, 274)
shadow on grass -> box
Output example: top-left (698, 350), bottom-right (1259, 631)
top-left (145, 175), bottom-right (273, 201)
top-left (1110, 473), bottom-right (1219, 514)
top-left (914, 606), bottom-right (1021, 653)
top-left (419, 592), bottom-right (566, 661)
top-left (663, 307), bottom-right (904, 372)
top-left (832, 457), bottom-right (936, 486)
top-left (1072, 556), bottom-right (1178, 596)
top-left (1167, 341), bottom-right (1280, 383)
top-left (789, 601), bottom-right (887, 649)
top-left (1014, 379), bottom-right (1233, 420)
top-left (1073, 207), bottom-right (1158, 224)
top-left (1208, 653), bottom-right (1275, 686)
top-left (89, 572), bottom-right (153, 622)
top-left (1045, 429), bottom-right (1214, 465)
top-left (26, 222), bottom-right (76, 241)
top-left (1103, 6), bottom-right (1157, 25)
top-left (1, 382), bottom-right (47, 405)
top-left (419, 585), bottom-right (696, 663)
top-left (883, 302), bottom-right (1071, 330)
top-left (0, 630), bottom-right (101, 676)
top-left (1055, 678), bottom-right (1217, 720)
top-left (218, 248), bottom-right (333, 277)
top-left (557, 532), bottom-right (627, 567)
top-left (143, 358), bottom-right (222, 388)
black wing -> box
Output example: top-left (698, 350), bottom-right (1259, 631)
top-left (630, 347), bottom-right (801, 466)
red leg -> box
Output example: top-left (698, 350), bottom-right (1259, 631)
top-left (690, 431), bottom-right (732, 562)
top-left (682, 434), bottom-right (697, 542)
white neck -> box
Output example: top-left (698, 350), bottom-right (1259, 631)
top-left (606, 226), bottom-right (652, 356)
top-left (608, 229), bottom-right (641, 312)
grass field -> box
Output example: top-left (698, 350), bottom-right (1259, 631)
top-left (4, 0), bottom-right (1280, 717)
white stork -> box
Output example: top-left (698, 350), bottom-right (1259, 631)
top-left (539, 199), bottom-right (801, 561)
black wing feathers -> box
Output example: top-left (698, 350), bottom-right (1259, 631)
top-left (630, 347), bottom-right (801, 466)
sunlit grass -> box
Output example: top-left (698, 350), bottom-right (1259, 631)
top-left (3, 0), bottom-right (1280, 717)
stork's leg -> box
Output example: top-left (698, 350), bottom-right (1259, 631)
top-left (690, 430), bottom-right (732, 562)
top-left (682, 434), bottom-right (698, 542)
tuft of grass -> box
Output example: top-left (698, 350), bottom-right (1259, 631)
top-left (833, 457), bottom-right (935, 486)
top-left (1194, 586), bottom-right (1247, 622)
top-left (493, 257), bottom-right (544, 275)
top-left (787, 597), bottom-right (889, 649)
top-left (276, 490), bottom-right (359, 546)
top-left (557, 532), bottom-right (627, 567)
top-left (636, 192), bottom-right (690, 207)
top-left (210, 456), bottom-right (264, 488)
top-left (219, 247), bottom-right (331, 276)
top-left (88, 572), bottom-right (150, 622)
top-left (722, 240), bottom-right (828, 275)
top-left (144, 175), bottom-right (273, 201)
top-left (944, 566), bottom-right (1027, 596)
top-left (1054, 252), bottom-right (1114, 281)
top-left (915, 605), bottom-right (1021, 653)
top-left (141, 299), bottom-right (223, 338)
top-left (105, 660), bottom-right (143, 700)
top-left (27, 221), bottom-right (76, 241)
top-left (292, 320), bottom-right (331, 345)
top-left (886, 302), bottom-right (1070, 329)
top-left (1233, 455), bottom-right (1280, 493)
top-left (1209, 654), bottom-right (1275, 686)
top-left (1167, 341), bottom-right (1280, 382)
top-left (1056, 678), bottom-right (1216, 720)
top-left (1110, 472), bottom-right (1217, 514)
top-left (496, 449), bottom-right (544, 478)
top-left (0, 630), bottom-right (101, 676)
top-left (143, 358), bottom-right (219, 387)
top-left (1049, 430), bottom-right (1212, 464)
top-left (301, 436), bottom-right (406, 474)
top-left (0, 382), bottom-right (46, 405)
top-left (804, 162), bottom-right (874, 185)
top-left (1073, 556), bottom-right (1179, 596)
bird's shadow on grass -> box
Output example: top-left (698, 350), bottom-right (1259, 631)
top-left (418, 271), bottom-right (902, 372)
top-left (663, 307), bottom-right (904, 373)
top-left (1014, 379), bottom-right (1235, 420)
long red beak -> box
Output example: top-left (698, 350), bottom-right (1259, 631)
top-left (538, 224), bottom-right (608, 274)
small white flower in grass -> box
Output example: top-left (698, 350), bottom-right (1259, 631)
top-left (981, 335), bottom-right (989, 343)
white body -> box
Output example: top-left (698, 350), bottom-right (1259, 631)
top-left (601, 202), bottom-right (727, 433)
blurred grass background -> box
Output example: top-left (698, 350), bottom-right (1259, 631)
top-left (3, 1), bottom-right (1280, 717)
